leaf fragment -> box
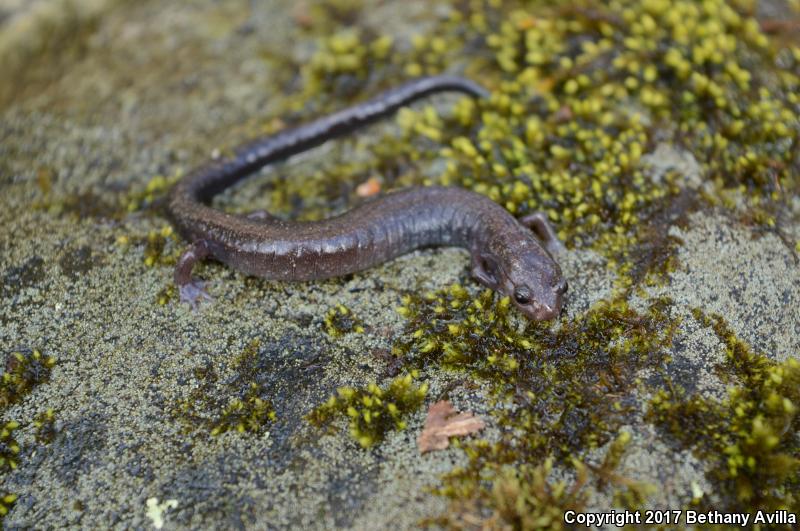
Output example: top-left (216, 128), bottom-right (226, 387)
top-left (417, 400), bottom-right (485, 453)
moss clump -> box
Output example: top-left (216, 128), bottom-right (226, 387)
top-left (39, 190), bottom-right (121, 220)
top-left (306, 371), bottom-right (428, 448)
top-left (155, 284), bottom-right (177, 306)
top-left (0, 351), bottom-right (56, 512)
top-left (0, 350), bottom-right (57, 411)
top-left (592, 431), bottom-right (657, 510)
top-left (395, 285), bottom-right (676, 413)
top-left (481, 458), bottom-right (587, 531)
top-left (174, 363), bottom-right (220, 434)
top-left (36, 169), bottom-right (179, 220)
top-left (294, 29), bottom-right (396, 109)
top-left (125, 173), bottom-right (182, 213)
top-left (394, 284), bottom-right (526, 371)
top-left (298, 0), bottom-right (366, 32)
top-left (449, 0), bottom-right (794, 199)
top-left (142, 225), bottom-right (179, 268)
top-left (393, 285), bottom-right (676, 524)
top-left (116, 224), bottom-right (181, 270)
top-left (403, 34), bottom-right (456, 78)
top-left (0, 491), bottom-right (17, 521)
top-left (0, 420), bottom-right (20, 473)
top-left (175, 339), bottom-right (277, 436)
top-left (323, 304), bottom-right (365, 337)
top-left (434, 431), bottom-right (653, 529)
top-left (647, 309), bottom-right (799, 515)
top-left (209, 383), bottom-right (276, 437)
top-left (33, 408), bottom-right (57, 444)
top-left (691, 308), bottom-right (774, 384)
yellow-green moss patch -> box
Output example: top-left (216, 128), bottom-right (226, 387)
top-left (307, 371), bottom-right (428, 448)
top-left (0, 350), bottom-right (57, 412)
top-left (175, 339), bottom-right (277, 436)
top-left (323, 304), bottom-right (365, 337)
top-left (647, 309), bottom-right (799, 515)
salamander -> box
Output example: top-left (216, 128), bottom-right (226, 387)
top-left (167, 75), bottom-right (567, 320)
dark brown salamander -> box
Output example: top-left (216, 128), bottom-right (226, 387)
top-left (167, 75), bottom-right (567, 320)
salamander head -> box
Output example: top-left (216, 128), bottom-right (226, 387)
top-left (472, 235), bottom-right (567, 321)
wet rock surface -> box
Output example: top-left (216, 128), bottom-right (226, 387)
top-left (1, 0), bottom-right (798, 529)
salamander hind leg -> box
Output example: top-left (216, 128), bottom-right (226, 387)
top-left (174, 240), bottom-right (213, 309)
top-left (519, 212), bottom-right (566, 255)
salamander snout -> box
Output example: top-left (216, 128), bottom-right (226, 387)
top-left (504, 253), bottom-right (567, 321)
top-left (513, 287), bottom-right (564, 320)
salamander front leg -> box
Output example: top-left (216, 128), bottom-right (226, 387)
top-left (174, 240), bottom-right (213, 309)
top-left (519, 212), bottom-right (566, 256)
top-left (470, 248), bottom-right (500, 290)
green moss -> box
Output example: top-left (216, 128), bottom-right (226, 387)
top-left (459, 434), bottom-right (655, 530)
top-left (395, 289), bottom-right (676, 524)
top-left (323, 304), bottom-right (364, 337)
top-left (0, 350), bottom-right (57, 412)
top-left (402, 34), bottom-right (456, 78)
top-left (115, 224), bottom-right (182, 271)
top-left (691, 308), bottom-right (774, 384)
top-left (33, 408), bottom-right (57, 444)
top-left (0, 491), bottom-right (17, 521)
top-left (392, 288), bottom-right (795, 524)
top-left (647, 309), bottom-right (799, 515)
top-left (299, 0), bottom-right (367, 32)
top-left (478, 458), bottom-right (587, 530)
top-left (292, 29), bottom-right (398, 111)
top-left (175, 339), bottom-right (277, 436)
top-left (124, 173), bottom-right (182, 213)
top-left (142, 225), bottom-right (180, 268)
top-left (306, 371), bottom-right (428, 448)
top-left (395, 285), bottom-right (676, 403)
top-left (0, 351), bottom-right (57, 512)
top-left (593, 431), bottom-right (657, 510)
top-left (0, 420), bottom-right (20, 473)
top-left (35, 169), bottom-right (179, 221)
top-left (433, 431), bottom-right (654, 529)
top-left (36, 174), bottom-right (182, 289)
top-left (39, 190), bottom-right (122, 220)
top-left (209, 383), bottom-right (276, 437)
top-left (155, 284), bottom-right (177, 306)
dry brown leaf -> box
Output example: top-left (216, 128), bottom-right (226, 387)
top-left (417, 400), bottom-right (485, 454)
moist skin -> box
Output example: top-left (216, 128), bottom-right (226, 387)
top-left (167, 76), bottom-right (567, 320)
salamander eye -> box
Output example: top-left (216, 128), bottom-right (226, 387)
top-left (514, 288), bottom-right (531, 305)
top-left (556, 279), bottom-right (568, 294)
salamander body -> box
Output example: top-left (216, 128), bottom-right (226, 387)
top-left (167, 76), bottom-right (567, 320)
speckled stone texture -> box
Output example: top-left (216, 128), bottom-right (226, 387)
top-left (0, 0), bottom-right (798, 529)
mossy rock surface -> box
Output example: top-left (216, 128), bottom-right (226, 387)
top-left (1, 0), bottom-right (799, 529)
